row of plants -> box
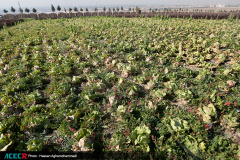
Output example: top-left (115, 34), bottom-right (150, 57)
top-left (0, 16), bottom-right (240, 158)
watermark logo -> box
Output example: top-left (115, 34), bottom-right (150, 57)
top-left (4, 153), bottom-right (27, 159)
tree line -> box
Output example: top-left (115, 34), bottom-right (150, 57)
top-left (50, 5), bottom-right (134, 13)
top-left (3, 6), bottom-right (37, 14)
top-left (2, 5), bottom-right (143, 14)
top-left (3, 5), bottom-right (240, 15)
top-left (49, 5), bottom-right (139, 13)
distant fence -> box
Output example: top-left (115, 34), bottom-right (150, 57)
top-left (1, 12), bottom-right (240, 20)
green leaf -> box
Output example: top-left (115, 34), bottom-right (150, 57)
top-left (232, 63), bottom-right (240, 71)
top-left (131, 125), bottom-right (151, 152)
top-left (203, 103), bottom-right (216, 116)
top-left (170, 117), bottom-right (189, 132)
top-left (118, 77), bottom-right (124, 84)
top-left (106, 72), bottom-right (117, 81)
top-left (171, 119), bottom-right (181, 131)
top-left (202, 114), bottom-right (211, 124)
top-left (175, 89), bottom-right (193, 100)
top-left (0, 134), bottom-right (7, 150)
top-left (164, 81), bottom-right (176, 89)
top-left (152, 89), bottom-right (167, 99)
top-left (74, 128), bottom-right (91, 141)
top-left (164, 68), bottom-right (169, 74)
top-left (27, 138), bottom-right (44, 151)
top-left (0, 141), bottom-right (12, 151)
top-left (223, 69), bottom-right (232, 76)
top-left (117, 105), bottom-right (126, 113)
top-left (199, 104), bottom-right (216, 123)
top-left (136, 125), bottom-right (151, 135)
top-left (129, 85), bottom-right (139, 96)
top-left (199, 142), bottom-right (206, 152)
top-left (210, 90), bottom-right (217, 102)
top-left (223, 114), bottom-right (239, 128)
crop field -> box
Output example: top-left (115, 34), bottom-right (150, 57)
top-left (0, 17), bottom-right (240, 158)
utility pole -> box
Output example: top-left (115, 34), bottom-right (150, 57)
top-left (96, 2), bottom-right (98, 15)
top-left (18, 1), bottom-right (23, 18)
top-left (18, 1), bottom-right (22, 12)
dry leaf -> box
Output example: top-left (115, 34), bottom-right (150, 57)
top-left (109, 95), bottom-right (116, 105)
top-left (0, 141), bottom-right (12, 151)
top-left (78, 137), bottom-right (93, 151)
top-left (227, 80), bottom-right (236, 87)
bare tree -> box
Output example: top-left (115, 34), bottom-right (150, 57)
top-left (19, 8), bottom-right (23, 13)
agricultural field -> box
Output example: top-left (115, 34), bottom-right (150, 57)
top-left (0, 16), bottom-right (240, 159)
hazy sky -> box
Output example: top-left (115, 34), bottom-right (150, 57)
top-left (1, 0), bottom-right (240, 9)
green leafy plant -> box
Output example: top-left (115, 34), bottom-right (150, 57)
top-left (0, 16), bottom-right (239, 158)
top-left (131, 125), bottom-right (151, 152)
